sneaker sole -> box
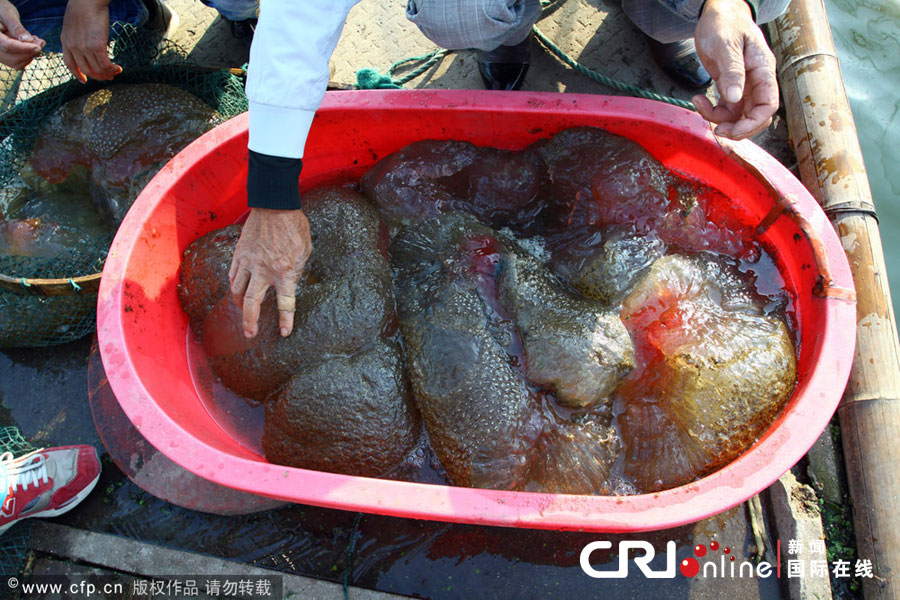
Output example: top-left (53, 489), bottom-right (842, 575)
top-left (0, 470), bottom-right (101, 535)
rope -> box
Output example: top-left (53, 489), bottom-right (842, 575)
top-left (392, 49), bottom-right (453, 86)
top-left (531, 26), bottom-right (696, 111)
top-left (357, 49), bottom-right (452, 89)
top-left (353, 1), bottom-right (695, 111)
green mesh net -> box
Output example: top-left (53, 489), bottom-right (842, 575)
top-left (0, 427), bottom-right (36, 577)
top-left (0, 23), bottom-right (248, 348)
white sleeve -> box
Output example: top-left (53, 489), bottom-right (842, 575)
top-left (246, 0), bottom-right (361, 159)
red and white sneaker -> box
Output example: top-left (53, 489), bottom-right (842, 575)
top-left (0, 445), bottom-right (101, 535)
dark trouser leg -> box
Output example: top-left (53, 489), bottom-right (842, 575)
top-left (405, 0), bottom-right (542, 90)
top-left (11, 0), bottom-right (147, 52)
top-left (405, 0), bottom-right (541, 51)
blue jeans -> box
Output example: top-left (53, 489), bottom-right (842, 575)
top-left (12, 0), bottom-right (260, 53)
top-left (12, 0), bottom-right (148, 52)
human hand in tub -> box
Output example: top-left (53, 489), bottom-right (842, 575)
top-left (692, 0), bottom-right (779, 140)
top-left (229, 207), bottom-right (311, 339)
top-left (230, 151), bottom-right (310, 339)
top-left (0, 0), bottom-right (44, 70)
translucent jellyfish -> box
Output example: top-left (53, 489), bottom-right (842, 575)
top-left (550, 226), bottom-right (667, 305)
top-left (392, 213), bottom-right (631, 492)
top-left (180, 188), bottom-right (419, 476)
top-left (263, 340), bottom-right (420, 477)
top-left (30, 84), bottom-right (223, 224)
top-left (362, 139), bottom-right (547, 232)
top-left (616, 254), bottom-right (797, 491)
top-left (498, 247), bottom-right (635, 407)
top-left (1, 167), bottom-right (113, 258)
top-left (178, 188), bottom-right (395, 401)
top-left (534, 127), bottom-right (753, 257)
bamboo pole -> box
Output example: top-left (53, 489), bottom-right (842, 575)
top-left (770, 1), bottom-right (900, 596)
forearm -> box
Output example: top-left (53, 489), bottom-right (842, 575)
top-left (246, 1), bottom-right (361, 209)
top-left (246, 0), bottom-right (360, 159)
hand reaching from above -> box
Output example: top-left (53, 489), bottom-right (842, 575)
top-left (692, 0), bottom-right (779, 140)
top-left (0, 0), bottom-right (44, 70)
top-left (61, 0), bottom-right (121, 83)
top-left (229, 208), bottom-right (312, 339)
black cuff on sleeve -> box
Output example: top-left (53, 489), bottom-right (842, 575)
top-left (247, 150), bottom-right (304, 210)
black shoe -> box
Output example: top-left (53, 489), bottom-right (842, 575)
top-left (477, 35), bottom-right (531, 91)
top-left (647, 37), bottom-right (711, 90)
top-left (229, 18), bottom-right (257, 51)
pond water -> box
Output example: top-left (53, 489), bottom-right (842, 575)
top-left (825, 0), bottom-right (900, 318)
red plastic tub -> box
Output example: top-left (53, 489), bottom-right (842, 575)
top-left (97, 90), bottom-right (856, 532)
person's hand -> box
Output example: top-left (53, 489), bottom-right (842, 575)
top-left (0, 0), bottom-right (44, 70)
top-left (229, 208), bottom-right (312, 338)
top-left (61, 0), bottom-right (121, 83)
top-left (692, 0), bottom-right (779, 140)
